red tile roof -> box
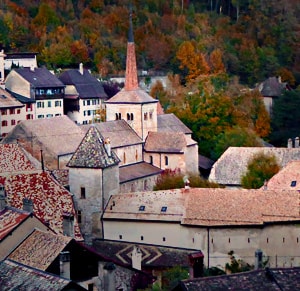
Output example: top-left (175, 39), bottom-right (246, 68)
top-left (5, 171), bottom-right (83, 240)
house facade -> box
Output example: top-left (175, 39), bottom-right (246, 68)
top-left (0, 88), bottom-right (25, 139)
top-left (5, 67), bottom-right (65, 120)
top-left (59, 63), bottom-right (108, 125)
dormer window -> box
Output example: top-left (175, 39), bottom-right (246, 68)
top-left (291, 181), bottom-right (297, 187)
top-left (161, 206), bottom-right (167, 212)
top-left (139, 205), bottom-right (145, 211)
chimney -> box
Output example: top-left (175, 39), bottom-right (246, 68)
top-left (79, 63), bottom-right (84, 75)
top-left (131, 245), bottom-right (142, 270)
top-left (60, 251), bottom-right (71, 279)
top-left (104, 138), bottom-right (111, 157)
top-left (255, 249), bottom-right (263, 270)
top-left (30, 64), bottom-right (35, 72)
top-left (0, 195), bottom-right (6, 211)
top-left (62, 213), bottom-right (74, 237)
top-left (295, 137), bottom-right (300, 148)
top-left (288, 138), bottom-right (293, 148)
top-left (23, 198), bottom-right (33, 213)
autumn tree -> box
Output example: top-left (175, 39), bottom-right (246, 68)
top-left (241, 152), bottom-right (280, 189)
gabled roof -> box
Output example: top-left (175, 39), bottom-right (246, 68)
top-left (0, 88), bottom-right (23, 109)
top-left (103, 189), bottom-right (186, 222)
top-left (119, 162), bottom-right (162, 183)
top-left (5, 171), bottom-right (83, 240)
top-left (258, 76), bottom-right (288, 97)
top-left (81, 119), bottom-right (143, 148)
top-left (265, 160), bottom-right (300, 190)
top-left (209, 147), bottom-right (300, 186)
top-left (67, 125), bottom-right (119, 169)
top-left (8, 229), bottom-right (72, 271)
top-left (0, 143), bottom-right (39, 175)
top-left (157, 113), bottom-right (192, 134)
top-left (0, 259), bottom-right (86, 291)
top-left (105, 88), bottom-right (158, 104)
top-left (2, 115), bottom-right (85, 157)
top-left (0, 207), bottom-right (30, 241)
top-left (13, 67), bottom-right (65, 88)
top-left (59, 69), bottom-right (107, 99)
top-left (179, 267), bottom-right (300, 290)
top-left (144, 131), bottom-right (187, 153)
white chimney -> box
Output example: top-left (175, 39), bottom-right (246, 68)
top-left (131, 245), bottom-right (142, 270)
top-left (288, 138), bottom-right (293, 148)
top-left (104, 138), bottom-right (111, 157)
top-left (30, 64), bottom-right (35, 72)
top-left (295, 137), bottom-right (299, 148)
top-left (79, 63), bottom-right (83, 75)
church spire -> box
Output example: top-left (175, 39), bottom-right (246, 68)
top-left (124, 5), bottom-right (139, 90)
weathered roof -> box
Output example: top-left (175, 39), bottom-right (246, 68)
top-left (81, 119), bottom-right (143, 148)
top-left (105, 88), bottom-right (158, 104)
top-left (258, 76), bottom-right (287, 97)
top-left (209, 147), bottom-right (300, 186)
top-left (0, 207), bottom-right (30, 241)
top-left (59, 69), bottom-right (107, 99)
top-left (119, 162), bottom-right (162, 183)
top-left (104, 187), bottom-right (300, 226)
top-left (183, 188), bottom-right (300, 226)
top-left (14, 67), bottom-right (65, 88)
top-left (179, 267), bottom-right (300, 290)
top-left (0, 88), bottom-right (23, 109)
top-left (199, 155), bottom-right (214, 170)
top-left (93, 239), bottom-right (202, 268)
top-left (265, 160), bottom-right (300, 190)
top-left (67, 125), bottom-right (119, 168)
top-left (8, 229), bottom-right (72, 271)
top-left (0, 143), bottom-right (39, 175)
top-left (103, 189), bottom-right (186, 222)
top-left (5, 171), bottom-right (83, 240)
top-left (0, 259), bottom-right (85, 291)
top-left (2, 115), bottom-right (85, 156)
top-left (144, 131), bottom-right (187, 153)
top-left (157, 113), bottom-right (192, 134)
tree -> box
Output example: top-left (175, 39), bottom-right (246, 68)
top-left (241, 152), bottom-right (280, 189)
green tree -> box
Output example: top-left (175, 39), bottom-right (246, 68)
top-left (241, 152), bottom-right (280, 189)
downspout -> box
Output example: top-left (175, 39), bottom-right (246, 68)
top-left (141, 103), bottom-right (144, 140)
top-left (207, 227), bottom-right (210, 271)
top-left (102, 169), bottom-right (104, 239)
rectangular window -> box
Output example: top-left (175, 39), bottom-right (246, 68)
top-left (1, 109), bottom-right (7, 115)
top-left (165, 156), bottom-right (168, 166)
top-left (291, 181), bottom-right (297, 187)
top-left (139, 205), bottom-right (145, 211)
top-left (46, 114), bottom-right (53, 118)
top-left (47, 101), bottom-right (51, 107)
top-left (80, 187), bottom-right (86, 199)
top-left (55, 100), bottom-right (61, 107)
top-left (37, 101), bottom-right (44, 108)
top-left (17, 109), bottom-right (21, 114)
top-left (2, 120), bottom-right (7, 126)
top-left (37, 115), bottom-right (44, 119)
top-left (11, 119), bottom-right (16, 125)
top-left (9, 108), bottom-right (15, 114)
top-left (77, 210), bottom-right (82, 224)
top-left (161, 206), bottom-right (167, 212)
top-left (87, 100), bottom-right (91, 106)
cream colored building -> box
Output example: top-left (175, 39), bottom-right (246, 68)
top-left (103, 188), bottom-right (300, 269)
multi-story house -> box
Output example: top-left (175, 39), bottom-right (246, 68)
top-left (59, 64), bottom-right (108, 125)
top-left (5, 67), bottom-right (65, 120)
top-left (0, 88), bottom-right (25, 139)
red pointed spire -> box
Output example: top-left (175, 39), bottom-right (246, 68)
top-left (124, 8), bottom-right (139, 90)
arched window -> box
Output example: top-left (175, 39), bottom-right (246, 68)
top-left (127, 113), bottom-right (130, 120)
top-left (115, 113), bottom-right (119, 120)
top-left (118, 113), bottom-right (121, 120)
top-left (131, 113), bottom-right (134, 120)
top-left (164, 156), bottom-right (168, 166)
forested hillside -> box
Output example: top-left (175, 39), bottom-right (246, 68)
top-left (1, 0), bottom-right (300, 158)
top-left (0, 0), bottom-right (299, 86)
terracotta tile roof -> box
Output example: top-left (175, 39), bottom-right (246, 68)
top-left (8, 229), bottom-right (71, 271)
top-left (119, 162), bottom-right (162, 183)
top-left (157, 113), bottom-right (192, 134)
top-left (0, 259), bottom-right (82, 291)
top-left (0, 143), bottom-right (38, 174)
top-left (0, 207), bottom-right (30, 241)
top-left (59, 68), bottom-right (107, 99)
top-left (67, 125), bottom-right (119, 168)
top-left (51, 169), bottom-right (69, 187)
top-left (5, 171), bottom-right (83, 240)
top-left (0, 87), bottom-right (23, 108)
top-left (104, 188), bottom-right (300, 226)
top-left (209, 147), bottom-right (300, 186)
top-left (265, 161), bottom-right (300, 190)
top-left (105, 88), bottom-right (158, 104)
top-left (180, 267), bottom-right (300, 290)
top-left (2, 115), bottom-right (85, 156)
top-left (81, 119), bottom-right (143, 148)
top-left (93, 239), bottom-right (202, 268)
top-left (183, 188), bottom-right (300, 226)
top-left (144, 131), bottom-right (187, 153)
top-left (103, 189), bottom-right (186, 222)
top-left (14, 67), bottom-right (65, 88)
